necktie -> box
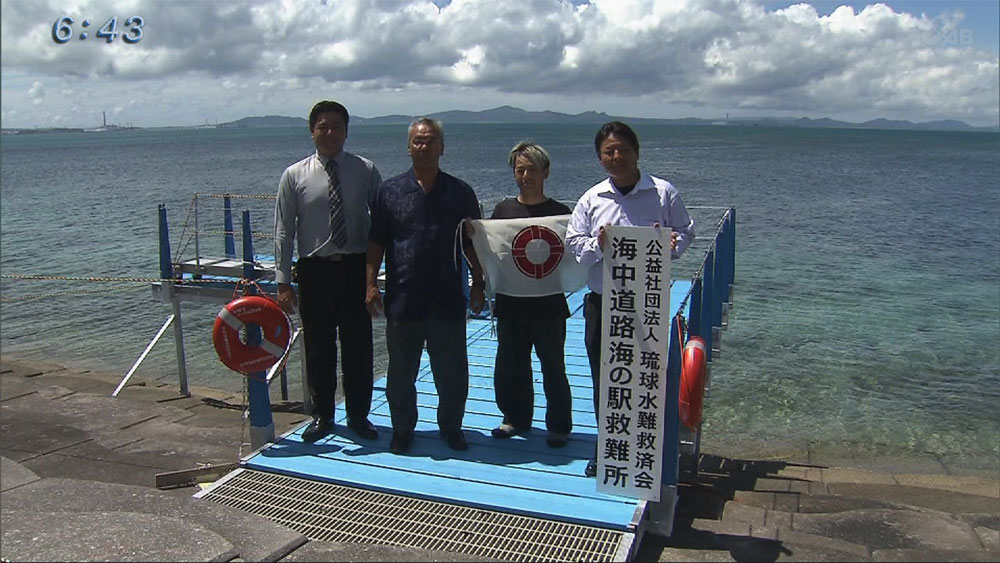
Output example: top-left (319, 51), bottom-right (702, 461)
top-left (325, 158), bottom-right (348, 248)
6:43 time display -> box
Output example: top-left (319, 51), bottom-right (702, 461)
top-left (52, 16), bottom-right (143, 44)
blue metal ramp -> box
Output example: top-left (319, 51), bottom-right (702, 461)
top-left (241, 282), bottom-right (692, 532)
top-left (198, 206), bottom-right (737, 561)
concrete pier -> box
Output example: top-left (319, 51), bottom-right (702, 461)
top-left (2, 355), bottom-right (997, 562)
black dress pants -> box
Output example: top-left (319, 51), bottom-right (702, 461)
top-left (296, 255), bottom-right (373, 422)
top-left (493, 312), bottom-right (572, 434)
top-left (384, 312), bottom-right (468, 435)
top-left (583, 292), bottom-right (603, 418)
top-left (583, 291), bottom-right (603, 459)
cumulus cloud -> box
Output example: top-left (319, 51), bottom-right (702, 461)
top-left (26, 81), bottom-right (45, 104)
top-left (1, 0), bottom-right (996, 126)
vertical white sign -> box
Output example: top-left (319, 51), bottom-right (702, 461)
top-left (596, 226), bottom-right (671, 501)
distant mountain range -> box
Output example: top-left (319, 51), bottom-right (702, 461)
top-left (4, 106), bottom-right (995, 135)
top-left (216, 105), bottom-right (998, 133)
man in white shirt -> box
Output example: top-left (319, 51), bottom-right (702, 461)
top-left (566, 121), bottom-right (695, 477)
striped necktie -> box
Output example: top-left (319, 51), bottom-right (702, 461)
top-left (325, 158), bottom-right (348, 248)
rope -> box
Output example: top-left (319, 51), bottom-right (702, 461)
top-left (453, 219), bottom-right (468, 273)
top-left (676, 207), bottom-right (733, 315)
top-left (239, 377), bottom-right (251, 459)
top-left (173, 197), bottom-right (198, 264)
top-left (186, 205), bottom-right (275, 214)
top-left (0, 272), bottom-right (268, 284)
top-left (675, 313), bottom-right (687, 349)
top-left (0, 283), bottom-right (146, 302)
top-left (196, 192), bottom-right (276, 200)
top-left (196, 229), bottom-right (275, 239)
top-left (166, 193), bottom-right (276, 264)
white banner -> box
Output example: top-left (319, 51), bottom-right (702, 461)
top-left (468, 215), bottom-right (588, 297)
top-left (596, 226), bottom-right (671, 501)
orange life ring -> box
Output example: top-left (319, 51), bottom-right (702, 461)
top-left (212, 295), bottom-right (291, 374)
top-left (679, 336), bottom-right (707, 429)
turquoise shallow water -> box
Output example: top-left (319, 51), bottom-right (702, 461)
top-left (2, 123), bottom-right (997, 472)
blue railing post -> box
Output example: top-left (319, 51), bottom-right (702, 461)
top-left (700, 250), bottom-right (715, 364)
top-left (727, 208), bottom-right (736, 302)
top-left (158, 204), bottom-right (189, 395)
top-left (224, 194), bottom-right (236, 259)
top-left (715, 216), bottom-right (730, 307)
top-left (648, 312), bottom-right (684, 535)
top-left (242, 210), bottom-right (275, 449)
top-left (688, 277), bottom-right (703, 342)
top-left (662, 316), bottom-right (682, 488)
top-left (712, 239), bottom-right (726, 331)
top-left (158, 205), bottom-right (174, 280)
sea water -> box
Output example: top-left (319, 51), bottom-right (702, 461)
top-left (1, 123), bottom-right (997, 473)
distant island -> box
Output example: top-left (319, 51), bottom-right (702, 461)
top-left (4, 106), bottom-right (998, 134)
top-left (215, 106), bottom-right (998, 133)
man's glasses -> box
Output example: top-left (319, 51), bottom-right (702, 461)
top-left (410, 137), bottom-right (441, 147)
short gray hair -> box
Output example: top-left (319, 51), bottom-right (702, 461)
top-left (508, 141), bottom-right (550, 170)
top-left (408, 117), bottom-right (444, 142)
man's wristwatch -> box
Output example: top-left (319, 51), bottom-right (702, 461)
top-left (471, 280), bottom-right (486, 290)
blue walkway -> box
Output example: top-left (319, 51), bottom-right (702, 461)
top-left (243, 282), bottom-right (692, 531)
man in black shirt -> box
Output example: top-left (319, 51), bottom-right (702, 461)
top-left (489, 142), bottom-right (573, 448)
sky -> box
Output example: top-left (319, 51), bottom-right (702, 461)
top-left (1, 0), bottom-right (998, 129)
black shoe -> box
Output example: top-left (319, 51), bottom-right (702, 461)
top-left (491, 423), bottom-right (530, 439)
top-left (390, 431), bottom-right (413, 454)
top-left (585, 458), bottom-right (597, 478)
top-left (443, 430), bottom-right (468, 451)
top-left (546, 432), bottom-right (568, 448)
top-left (347, 418), bottom-right (378, 440)
top-left (302, 416), bottom-right (334, 443)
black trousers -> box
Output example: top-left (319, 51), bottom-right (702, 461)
top-left (583, 292), bottom-right (603, 457)
top-left (384, 313), bottom-right (468, 435)
top-left (493, 312), bottom-right (572, 434)
top-left (296, 255), bottom-right (373, 422)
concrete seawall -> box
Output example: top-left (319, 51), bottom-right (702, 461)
top-left (2, 354), bottom-right (997, 562)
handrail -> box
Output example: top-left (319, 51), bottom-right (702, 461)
top-left (675, 206), bottom-right (734, 316)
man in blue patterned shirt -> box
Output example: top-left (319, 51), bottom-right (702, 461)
top-left (366, 117), bottom-right (486, 454)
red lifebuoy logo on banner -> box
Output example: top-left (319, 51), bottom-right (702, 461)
top-left (511, 225), bottom-right (564, 279)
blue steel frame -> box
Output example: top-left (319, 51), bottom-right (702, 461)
top-left (162, 201), bottom-right (737, 534)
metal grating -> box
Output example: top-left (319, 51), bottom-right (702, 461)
top-left (201, 469), bottom-right (630, 562)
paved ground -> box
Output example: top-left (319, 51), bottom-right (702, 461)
top-left (1, 354), bottom-right (997, 562)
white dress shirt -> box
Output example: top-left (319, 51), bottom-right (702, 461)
top-left (566, 172), bottom-right (695, 294)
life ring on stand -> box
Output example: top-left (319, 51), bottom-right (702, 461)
top-left (212, 295), bottom-right (291, 374)
top-left (679, 336), bottom-right (707, 429)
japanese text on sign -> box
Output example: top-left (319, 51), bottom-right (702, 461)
top-left (597, 226), bottom-right (670, 501)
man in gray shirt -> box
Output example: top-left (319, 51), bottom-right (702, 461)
top-left (274, 100), bottom-right (382, 443)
